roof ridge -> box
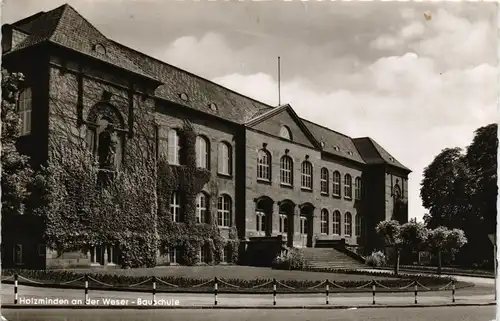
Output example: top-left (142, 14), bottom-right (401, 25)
top-left (110, 39), bottom-right (276, 111)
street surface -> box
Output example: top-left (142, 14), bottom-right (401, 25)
top-left (1, 306), bottom-right (497, 321)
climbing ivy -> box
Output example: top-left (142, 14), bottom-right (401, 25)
top-left (157, 120), bottom-right (239, 265)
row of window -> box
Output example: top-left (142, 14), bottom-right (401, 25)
top-left (170, 192), bottom-right (232, 227)
top-left (168, 130), bottom-right (233, 175)
top-left (255, 209), bottom-right (362, 238)
top-left (257, 149), bottom-right (362, 199)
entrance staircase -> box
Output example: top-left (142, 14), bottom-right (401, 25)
top-left (302, 248), bottom-right (366, 270)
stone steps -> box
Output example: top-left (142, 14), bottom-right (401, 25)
top-left (302, 248), bottom-right (366, 270)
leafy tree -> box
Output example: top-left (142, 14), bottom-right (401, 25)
top-left (420, 147), bottom-right (470, 230)
top-left (1, 69), bottom-right (34, 216)
top-left (425, 226), bottom-right (467, 274)
top-left (400, 220), bottom-right (429, 256)
top-left (376, 220), bottom-right (403, 275)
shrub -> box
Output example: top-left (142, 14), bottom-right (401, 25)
top-left (272, 248), bottom-right (306, 270)
top-left (365, 250), bottom-right (387, 267)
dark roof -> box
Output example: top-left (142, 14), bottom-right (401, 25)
top-left (301, 119), bottom-right (366, 164)
top-left (115, 43), bottom-right (272, 124)
top-left (7, 4), bottom-right (158, 82)
top-left (353, 137), bottom-right (411, 172)
top-left (6, 4), bottom-right (410, 172)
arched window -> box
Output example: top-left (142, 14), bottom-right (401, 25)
top-left (196, 136), bottom-right (209, 169)
top-left (320, 168), bottom-right (329, 194)
top-left (393, 184), bottom-right (402, 199)
top-left (168, 129), bottom-right (181, 165)
top-left (332, 171), bottom-right (341, 196)
top-left (344, 212), bottom-right (352, 237)
top-left (18, 88), bottom-right (32, 136)
top-left (355, 177), bottom-right (362, 200)
top-left (301, 161), bottom-right (313, 190)
top-left (217, 194), bottom-right (231, 227)
top-left (257, 149), bottom-right (271, 181)
top-left (170, 192), bottom-right (181, 222)
top-left (320, 209), bottom-right (329, 234)
top-left (279, 125), bottom-right (292, 140)
top-left (355, 214), bottom-right (363, 237)
top-left (255, 200), bottom-right (266, 232)
top-left (332, 210), bottom-right (341, 235)
top-left (344, 174), bottom-right (352, 199)
top-left (218, 142), bottom-right (232, 175)
top-left (280, 156), bottom-right (293, 185)
top-left (196, 193), bottom-right (208, 224)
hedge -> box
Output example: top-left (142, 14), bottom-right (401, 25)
top-left (2, 269), bottom-right (471, 294)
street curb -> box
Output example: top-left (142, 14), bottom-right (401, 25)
top-left (1, 302), bottom-right (496, 309)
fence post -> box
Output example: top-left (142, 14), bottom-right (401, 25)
top-left (452, 280), bottom-right (455, 303)
top-left (414, 281), bottom-right (418, 304)
top-left (273, 278), bottom-right (277, 306)
top-left (152, 276), bottom-right (156, 305)
top-left (214, 277), bottom-right (218, 306)
top-left (325, 280), bottom-right (329, 305)
top-left (372, 280), bottom-right (376, 305)
top-left (84, 274), bottom-right (89, 305)
top-left (14, 274), bottom-right (18, 304)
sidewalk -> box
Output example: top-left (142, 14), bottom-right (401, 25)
top-left (1, 283), bottom-right (495, 308)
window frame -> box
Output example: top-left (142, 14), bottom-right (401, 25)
top-left (195, 135), bottom-right (210, 169)
top-left (280, 155), bottom-right (293, 186)
top-left (301, 161), bottom-right (313, 190)
top-left (217, 142), bottom-right (232, 176)
top-left (196, 192), bottom-right (208, 224)
top-left (257, 149), bottom-right (271, 181)
top-left (344, 174), bottom-right (353, 199)
top-left (17, 87), bottom-right (32, 136)
top-left (217, 194), bottom-right (232, 227)
top-left (167, 129), bottom-right (181, 165)
top-left (332, 171), bottom-right (341, 196)
top-left (332, 210), bottom-right (341, 235)
top-left (320, 209), bottom-right (329, 234)
top-left (344, 212), bottom-right (352, 237)
top-left (320, 168), bottom-right (329, 194)
top-left (170, 192), bottom-right (181, 222)
top-left (355, 177), bottom-right (362, 200)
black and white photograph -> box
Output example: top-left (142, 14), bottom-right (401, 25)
top-left (0, 1), bottom-right (497, 320)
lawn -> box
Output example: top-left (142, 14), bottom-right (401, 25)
top-left (67, 265), bottom-right (397, 282)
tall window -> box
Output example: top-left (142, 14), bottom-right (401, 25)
top-left (344, 174), bottom-right (352, 199)
top-left (280, 156), bottom-right (293, 185)
top-left (167, 129), bottom-right (181, 165)
top-left (332, 211), bottom-right (341, 235)
top-left (196, 193), bottom-right (208, 224)
top-left (344, 212), bottom-right (352, 237)
top-left (169, 247), bottom-right (180, 264)
top-left (13, 244), bottom-right (23, 264)
top-left (393, 184), bottom-right (402, 199)
top-left (320, 209), bottom-right (329, 234)
top-left (300, 215), bottom-right (307, 234)
top-left (218, 142), bottom-right (231, 175)
top-left (199, 245), bottom-right (208, 263)
top-left (320, 168), bottom-right (329, 194)
top-left (279, 125), bottom-right (292, 140)
top-left (217, 194), bottom-right (231, 227)
top-left (332, 171), bottom-right (341, 196)
top-left (255, 204), bottom-right (266, 233)
top-left (170, 192), bottom-right (181, 222)
top-left (355, 177), bottom-right (362, 200)
top-left (301, 161), bottom-right (313, 189)
top-left (196, 136), bottom-right (209, 169)
top-left (279, 214), bottom-right (288, 233)
top-left (257, 149), bottom-right (271, 181)
top-left (18, 88), bottom-right (32, 136)
top-left (355, 214), bottom-right (363, 237)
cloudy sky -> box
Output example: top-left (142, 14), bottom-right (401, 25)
top-left (4, 0), bottom-right (498, 222)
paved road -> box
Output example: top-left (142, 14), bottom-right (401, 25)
top-left (1, 306), bottom-right (497, 321)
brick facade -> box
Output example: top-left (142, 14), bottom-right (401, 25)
top-left (1, 5), bottom-right (411, 269)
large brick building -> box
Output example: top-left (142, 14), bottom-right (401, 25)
top-left (1, 4), bottom-right (410, 269)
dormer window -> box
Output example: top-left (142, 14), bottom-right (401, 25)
top-left (333, 146), bottom-right (340, 152)
top-left (180, 93), bottom-right (189, 101)
top-left (93, 44), bottom-right (106, 55)
top-left (279, 125), bottom-right (292, 140)
top-left (209, 103), bottom-right (217, 111)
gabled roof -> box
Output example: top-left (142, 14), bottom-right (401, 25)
top-left (6, 4), bottom-right (159, 82)
top-left (245, 104), bottom-right (323, 149)
top-left (353, 137), bottom-right (411, 173)
top-left (301, 119), bottom-right (366, 164)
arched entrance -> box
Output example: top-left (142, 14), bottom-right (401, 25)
top-left (278, 200), bottom-right (295, 247)
top-left (300, 203), bottom-right (315, 247)
top-left (254, 196), bottom-right (274, 236)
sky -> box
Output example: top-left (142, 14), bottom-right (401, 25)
top-left (3, 0), bottom-right (498, 222)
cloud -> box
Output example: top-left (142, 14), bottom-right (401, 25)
top-left (163, 8), bottom-right (496, 222)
